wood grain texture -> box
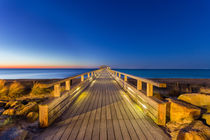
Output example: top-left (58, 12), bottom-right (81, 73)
top-left (35, 70), bottom-right (170, 140)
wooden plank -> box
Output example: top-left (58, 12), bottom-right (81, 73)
top-left (118, 91), bottom-right (148, 140)
top-left (119, 85), bottom-right (169, 139)
top-left (37, 73), bottom-right (100, 140)
top-left (67, 84), bottom-right (95, 139)
top-left (105, 78), bottom-right (115, 140)
top-left (109, 80), bottom-right (123, 140)
top-left (99, 78), bottom-right (107, 140)
top-left (39, 82), bottom-right (91, 140)
top-left (76, 83), bottom-right (99, 140)
top-left (59, 82), bottom-right (95, 140)
top-left (113, 88), bottom-right (139, 140)
top-left (92, 80), bottom-right (103, 140)
top-left (118, 90), bottom-right (153, 140)
top-left (65, 75), bottom-right (102, 140)
top-left (84, 86), bottom-right (101, 140)
top-left (111, 85), bottom-right (131, 140)
top-left (36, 70), bottom-right (170, 140)
top-left (109, 70), bottom-right (166, 88)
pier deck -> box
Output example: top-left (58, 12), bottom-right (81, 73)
top-left (37, 70), bottom-right (169, 140)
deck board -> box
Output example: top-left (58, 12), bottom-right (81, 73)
top-left (36, 70), bottom-right (170, 140)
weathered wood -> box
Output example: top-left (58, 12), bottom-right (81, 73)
top-left (39, 77), bottom-right (95, 128)
top-left (147, 83), bottom-right (153, 96)
top-left (81, 75), bottom-right (84, 82)
top-left (37, 70), bottom-right (169, 140)
top-left (65, 80), bottom-right (70, 90)
top-left (110, 71), bottom-right (167, 126)
top-left (109, 69), bottom-right (166, 88)
top-left (137, 80), bottom-right (142, 90)
top-left (42, 69), bottom-right (102, 89)
top-left (39, 105), bottom-right (49, 127)
top-left (53, 84), bottom-right (61, 97)
top-left (124, 75), bottom-right (127, 82)
top-left (158, 103), bottom-right (167, 125)
top-left (119, 73), bottom-right (121, 78)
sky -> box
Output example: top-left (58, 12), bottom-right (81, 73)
top-left (0, 0), bottom-right (210, 69)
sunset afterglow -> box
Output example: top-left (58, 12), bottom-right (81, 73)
top-left (0, 1), bottom-right (210, 69)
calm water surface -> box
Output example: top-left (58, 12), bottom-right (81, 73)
top-left (116, 69), bottom-right (210, 79)
top-left (0, 69), bottom-right (210, 79)
top-left (0, 69), bottom-right (95, 79)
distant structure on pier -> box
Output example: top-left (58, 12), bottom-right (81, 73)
top-left (99, 65), bottom-right (110, 69)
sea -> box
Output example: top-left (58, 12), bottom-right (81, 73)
top-left (0, 69), bottom-right (210, 79)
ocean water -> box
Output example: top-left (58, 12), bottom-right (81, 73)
top-left (115, 69), bottom-right (210, 79)
top-left (0, 69), bottom-right (210, 79)
top-left (0, 69), bottom-right (96, 79)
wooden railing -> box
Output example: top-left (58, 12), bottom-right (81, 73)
top-left (39, 69), bottom-right (102, 127)
top-left (108, 69), bottom-right (167, 126)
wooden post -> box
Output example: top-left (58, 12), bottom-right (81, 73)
top-left (147, 83), bottom-right (153, 96)
top-left (158, 103), bottom-right (166, 126)
top-left (88, 73), bottom-right (90, 78)
top-left (119, 73), bottom-right (121, 78)
top-left (81, 75), bottom-right (84, 82)
top-left (137, 80), bottom-right (142, 90)
top-left (124, 75), bottom-right (127, 89)
top-left (39, 105), bottom-right (49, 127)
top-left (124, 75), bottom-right (127, 82)
top-left (65, 80), bottom-right (70, 90)
top-left (54, 84), bottom-right (61, 97)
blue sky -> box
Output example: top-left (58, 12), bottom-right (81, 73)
top-left (0, 0), bottom-right (210, 69)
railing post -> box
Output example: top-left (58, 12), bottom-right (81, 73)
top-left (124, 75), bottom-right (127, 89)
top-left (65, 80), bottom-right (71, 90)
top-left (54, 84), bottom-right (61, 97)
top-left (88, 73), bottom-right (90, 78)
top-left (39, 105), bottom-right (49, 127)
top-left (147, 83), bottom-right (153, 96)
top-left (119, 73), bottom-right (121, 78)
top-left (81, 75), bottom-right (84, 82)
top-left (137, 80), bottom-right (142, 90)
top-left (124, 75), bottom-right (127, 82)
top-left (158, 103), bottom-right (166, 126)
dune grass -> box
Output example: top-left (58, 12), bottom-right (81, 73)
top-left (0, 80), bottom-right (9, 99)
top-left (30, 83), bottom-right (52, 95)
top-left (8, 81), bottom-right (25, 98)
top-left (0, 80), bottom-right (6, 89)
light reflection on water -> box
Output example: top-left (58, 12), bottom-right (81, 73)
top-left (0, 69), bottom-right (95, 79)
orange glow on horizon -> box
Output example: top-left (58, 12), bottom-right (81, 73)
top-left (0, 65), bottom-right (96, 69)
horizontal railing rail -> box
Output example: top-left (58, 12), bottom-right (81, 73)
top-left (41, 69), bottom-right (101, 88)
top-left (108, 69), bottom-right (167, 125)
top-left (39, 68), bottom-right (103, 127)
top-left (109, 69), bottom-right (166, 96)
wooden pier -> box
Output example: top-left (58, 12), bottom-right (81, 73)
top-left (36, 68), bottom-right (170, 140)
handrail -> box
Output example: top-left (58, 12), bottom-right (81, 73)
top-left (42, 69), bottom-right (102, 89)
top-left (108, 69), bottom-right (167, 125)
top-left (108, 69), bottom-right (166, 97)
top-left (39, 68), bottom-right (103, 127)
top-left (109, 69), bottom-right (166, 88)
top-left (36, 69), bottom-right (103, 97)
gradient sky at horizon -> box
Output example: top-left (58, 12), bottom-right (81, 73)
top-left (0, 0), bottom-right (210, 69)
